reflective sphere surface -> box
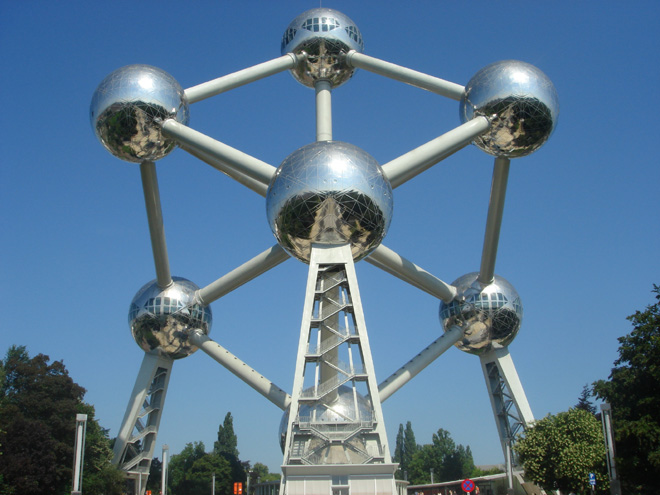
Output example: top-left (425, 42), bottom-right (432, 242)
top-left (439, 273), bottom-right (523, 355)
top-left (281, 8), bottom-right (364, 88)
top-left (460, 60), bottom-right (559, 158)
top-left (266, 141), bottom-right (393, 263)
top-left (128, 277), bottom-right (212, 359)
top-left (279, 385), bottom-right (373, 453)
top-left (90, 64), bottom-right (189, 163)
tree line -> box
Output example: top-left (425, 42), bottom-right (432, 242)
top-left (392, 421), bottom-right (501, 485)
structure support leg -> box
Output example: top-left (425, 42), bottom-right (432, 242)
top-left (113, 352), bottom-right (174, 495)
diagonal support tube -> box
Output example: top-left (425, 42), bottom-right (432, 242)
top-left (196, 245), bottom-right (290, 305)
top-left (161, 120), bottom-right (276, 187)
top-left (345, 51), bottom-right (465, 101)
top-left (378, 325), bottom-right (464, 402)
top-left (478, 156), bottom-right (511, 285)
top-left (184, 53), bottom-right (300, 104)
top-left (366, 244), bottom-right (456, 302)
top-left (140, 161), bottom-right (172, 289)
top-left (181, 145), bottom-right (268, 197)
top-left (190, 330), bottom-right (291, 410)
top-left (382, 117), bottom-right (490, 189)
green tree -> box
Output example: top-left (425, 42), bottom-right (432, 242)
top-left (593, 284), bottom-right (660, 494)
top-left (0, 346), bottom-right (123, 495)
top-left (402, 421), bottom-right (418, 477)
top-left (147, 457), bottom-right (162, 494)
top-left (393, 424), bottom-right (406, 478)
top-left (215, 412), bottom-right (239, 458)
top-left (408, 428), bottom-right (476, 484)
top-left (169, 441), bottom-right (206, 494)
top-left (514, 408), bottom-right (608, 494)
top-left (214, 412), bottom-right (246, 489)
top-left (575, 384), bottom-right (597, 415)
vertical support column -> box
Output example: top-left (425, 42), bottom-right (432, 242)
top-left (140, 161), bottom-right (173, 289)
top-left (478, 157), bottom-right (510, 285)
top-left (281, 244), bottom-right (397, 495)
top-left (113, 352), bottom-right (174, 494)
top-left (315, 80), bottom-right (332, 141)
top-left (479, 346), bottom-right (534, 464)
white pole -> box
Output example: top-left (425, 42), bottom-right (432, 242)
top-left (161, 120), bottom-right (276, 186)
top-left (366, 244), bottom-right (456, 302)
top-left (185, 54), bottom-right (300, 104)
top-left (477, 157), bottom-right (510, 285)
top-left (140, 161), bottom-right (172, 289)
top-left (196, 245), bottom-right (289, 305)
top-left (315, 80), bottom-right (332, 141)
top-left (71, 413), bottom-right (87, 495)
top-left (345, 51), bottom-right (465, 101)
top-left (161, 445), bottom-right (169, 495)
top-left (189, 330), bottom-right (291, 410)
top-left (381, 117), bottom-right (490, 189)
top-left (378, 325), bottom-right (464, 402)
top-left (212, 472), bottom-right (216, 495)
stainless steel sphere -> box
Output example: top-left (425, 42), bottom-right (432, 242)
top-left (279, 385), bottom-right (374, 453)
top-left (128, 277), bottom-right (212, 359)
top-left (266, 141), bottom-right (393, 263)
top-left (90, 64), bottom-right (189, 163)
top-left (460, 60), bottom-right (559, 158)
top-left (439, 273), bottom-right (523, 355)
top-left (281, 8), bottom-right (364, 88)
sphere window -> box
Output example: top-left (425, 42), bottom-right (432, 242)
top-left (345, 26), bottom-right (363, 48)
top-left (281, 27), bottom-right (296, 52)
top-left (302, 17), bottom-right (339, 33)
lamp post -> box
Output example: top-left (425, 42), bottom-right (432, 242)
top-left (71, 414), bottom-right (88, 495)
top-left (162, 445), bottom-right (169, 495)
top-left (601, 403), bottom-right (622, 495)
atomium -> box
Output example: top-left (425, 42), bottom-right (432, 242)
top-left (460, 60), bottom-right (559, 158)
top-left (439, 273), bottom-right (523, 355)
top-left (266, 140), bottom-right (393, 263)
top-left (91, 8), bottom-right (558, 491)
top-left (128, 277), bottom-right (212, 359)
top-left (281, 7), bottom-right (364, 88)
top-left (90, 64), bottom-right (189, 163)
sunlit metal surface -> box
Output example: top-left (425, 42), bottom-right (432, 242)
top-left (460, 60), bottom-right (559, 158)
top-left (281, 7), bottom-right (364, 88)
top-left (439, 273), bottom-right (523, 355)
top-left (90, 64), bottom-right (189, 163)
top-left (128, 277), bottom-right (212, 359)
top-left (266, 141), bottom-right (393, 263)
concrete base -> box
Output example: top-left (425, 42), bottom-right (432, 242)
top-left (281, 463), bottom-right (398, 495)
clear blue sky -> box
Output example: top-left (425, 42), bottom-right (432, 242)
top-left (1, 1), bottom-right (658, 473)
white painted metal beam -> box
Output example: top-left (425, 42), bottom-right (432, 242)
top-left (478, 157), bottom-right (511, 285)
top-left (366, 244), bottom-right (456, 302)
top-left (381, 117), bottom-right (490, 189)
top-left (161, 120), bottom-right (276, 186)
top-left (190, 330), bottom-right (291, 410)
top-left (140, 161), bottom-right (172, 289)
top-left (345, 51), bottom-right (465, 101)
top-left (196, 244), bottom-right (289, 305)
top-left (378, 325), bottom-right (463, 402)
top-left (185, 53), bottom-right (301, 104)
